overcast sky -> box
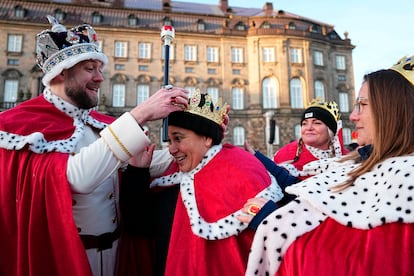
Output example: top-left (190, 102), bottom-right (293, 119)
top-left (177, 0), bottom-right (413, 95)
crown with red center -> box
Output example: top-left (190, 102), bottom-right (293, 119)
top-left (36, 15), bottom-right (108, 86)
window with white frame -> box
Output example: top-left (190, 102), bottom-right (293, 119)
top-left (136, 84), bottom-right (149, 105)
top-left (338, 92), bottom-right (349, 112)
top-left (162, 44), bottom-right (175, 60)
top-left (4, 80), bottom-right (18, 102)
top-left (184, 86), bottom-right (196, 97)
top-left (231, 47), bottom-right (243, 63)
top-left (342, 127), bottom-right (352, 145)
top-left (7, 34), bottom-right (22, 53)
top-left (313, 50), bottom-right (324, 66)
top-left (290, 78), bottom-right (303, 108)
top-left (262, 77), bottom-right (278, 108)
top-left (233, 126), bottom-right (245, 146)
top-left (114, 41), bottom-right (127, 58)
top-left (290, 48), bottom-right (302, 63)
top-left (272, 124), bottom-right (280, 145)
top-left (294, 124), bottom-right (301, 140)
top-left (207, 47), bottom-right (219, 63)
top-left (314, 80), bottom-right (325, 100)
top-left (232, 87), bottom-right (244, 110)
top-left (112, 84), bottom-right (125, 107)
top-left (206, 87), bottom-right (219, 104)
top-left (262, 47), bottom-right (275, 63)
top-left (138, 42), bottom-right (151, 59)
top-left (335, 55), bottom-right (346, 70)
top-left (184, 45), bottom-right (197, 62)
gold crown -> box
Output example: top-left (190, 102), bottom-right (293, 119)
top-left (186, 88), bottom-right (228, 125)
top-left (307, 97), bottom-right (340, 121)
top-left (390, 55), bottom-right (414, 86)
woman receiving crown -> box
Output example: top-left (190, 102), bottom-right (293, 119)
top-left (118, 89), bottom-right (283, 276)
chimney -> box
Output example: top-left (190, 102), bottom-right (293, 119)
top-left (263, 2), bottom-right (273, 16)
top-left (220, 0), bottom-right (229, 13)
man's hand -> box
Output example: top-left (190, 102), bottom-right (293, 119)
top-left (130, 86), bottom-right (189, 125)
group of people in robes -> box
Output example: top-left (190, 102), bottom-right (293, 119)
top-left (1, 16), bottom-right (413, 276)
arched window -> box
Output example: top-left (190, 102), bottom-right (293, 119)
top-left (112, 84), bottom-right (125, 107)
top-left (136, 85), bottom-right (149, 105)
top-left (232, 87), bottom-right (244, 110)
top-left (314, 80), bottom-right (325, 100)
top-left (233, 126), bottom-right (245, 146)
top-left (294, 124), bottom-right (301, 140)
top-left (206, 87), bottom-right (219, 104)
top-left (262, 77), bottom-right (278, 108)
top-left (290, 78), bottom-right (303, 108)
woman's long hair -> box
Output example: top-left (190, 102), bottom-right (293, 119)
top-left (334, 69), bottom-right (414, 191)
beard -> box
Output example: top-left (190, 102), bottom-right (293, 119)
top-left (65, 84), bottom-right (99, 109)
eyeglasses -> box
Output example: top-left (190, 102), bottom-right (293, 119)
top-left (353, 97), bottom-right (369, 114)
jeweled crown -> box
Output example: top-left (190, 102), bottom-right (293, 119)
top-left (307, 97), bottom-right (340, 121)
top-left (186, 89), bottom-right (228, 125)
top-left (390, 55), bottom-right (414, 86)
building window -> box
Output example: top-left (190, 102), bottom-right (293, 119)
top-left (197, 19), bottom-right (205, 31)
top-left (137, 85), bottom-right (149, 105)
top-left (114, 41), bottom-right (127, 58)
top-left (138, 42), bottom-right (151, 59)
top-left (14, 6), bottom-right (25, 18)
top-left (290, 78), bottom-right (303, 108)
top-left (7, 59), bottom-right (19, 65)
top-left (314, 80), bottom-right (325, 100)
top-left (4, 80), bottom-right (18, 102)
top-left (184, 45), bottom-right (197, 62)
top-left (7, 34), bottom-right (22, 53)
top-left (313, 50), bottom-right (324, 66)
top-left (232, 69), bottom-right (241, 75)
top-left (338, 75), bottom-right (346, 81)
top-left (207, 47), bottom-right (219, 63)
top-left (262, 21), bottom-right (271, 29)
top-left (288, 22), bottom-right (296, 30)
top-left (232, 87), bottom-right (244, 110)
top-left (339, 92), bottom-right (349, 112)
top-left (114, 64), bottom-right (125, 70)
top-left (342, 128), bottom-right (352, 145)
top-left (162, 44), bottom-right (175, 61)
top-left (233, 126), bottom-right (245, 146)
top-left (231, 47), bottom-right (243, 63)
top-left (290, 48), bottom-right (302, 63)
top-left (235, 22), bottom-right (246, 31)
top-left (112, 84), bottom-right (125, 107)
top-left (272, 125), bottom-right (280, 145)
top-left (336, 55), bottom-right (346, 70)
top-left (294, 124), bottom-right (301, 139)
top-left (206, 87), bottom-right (219, 104)
top-left (262, 77), bottom-right (278, 109)
top-left (184, 86), bottom-right (196, 97)
top-left (262, 47), bottom-right (275, 63)
top-left (92, 12), bottom-right (103, 24)
top-left (185, 67), bottom-right (194, 73)
top-left (138, 65), bottom-right (148, 71)
top-left (128, 15), bottom-right (139, 26)
top-left (208, 68), bottom-right (216, 74)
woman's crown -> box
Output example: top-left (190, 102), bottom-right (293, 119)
top-left (186, 89), bottom-right (228, 125)
top-left (307, 97), bottom-right (340, 121)
top-left (390, 55), bottom-right (414, 86)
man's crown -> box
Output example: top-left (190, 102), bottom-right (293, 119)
top-left (390, 55), bottom-right (414, 86)
top-left (186, 89), bottom-right (228, 125)
top-left (307, 97), bottom-right (340, 121)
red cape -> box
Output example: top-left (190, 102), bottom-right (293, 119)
top-left (165, 144), bottom-right (271, 275)
top-left (0, 96), bottom-right (114, 276)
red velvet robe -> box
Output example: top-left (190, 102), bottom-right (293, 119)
top-left (164, 144), bottom-right (272, 276)
top-left (0, 95), bottom-right (114, 276)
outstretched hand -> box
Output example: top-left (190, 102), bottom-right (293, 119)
top-left (130, 86), bottom-right (189, 125)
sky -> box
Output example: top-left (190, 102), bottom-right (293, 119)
top-left (177, 0), bottom-right (414, 95)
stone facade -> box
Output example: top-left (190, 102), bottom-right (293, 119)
top-left (0, 0), bottom-right (355, 155)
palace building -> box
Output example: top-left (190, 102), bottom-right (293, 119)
top-left (0, 0), bottom-right (355, 155)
